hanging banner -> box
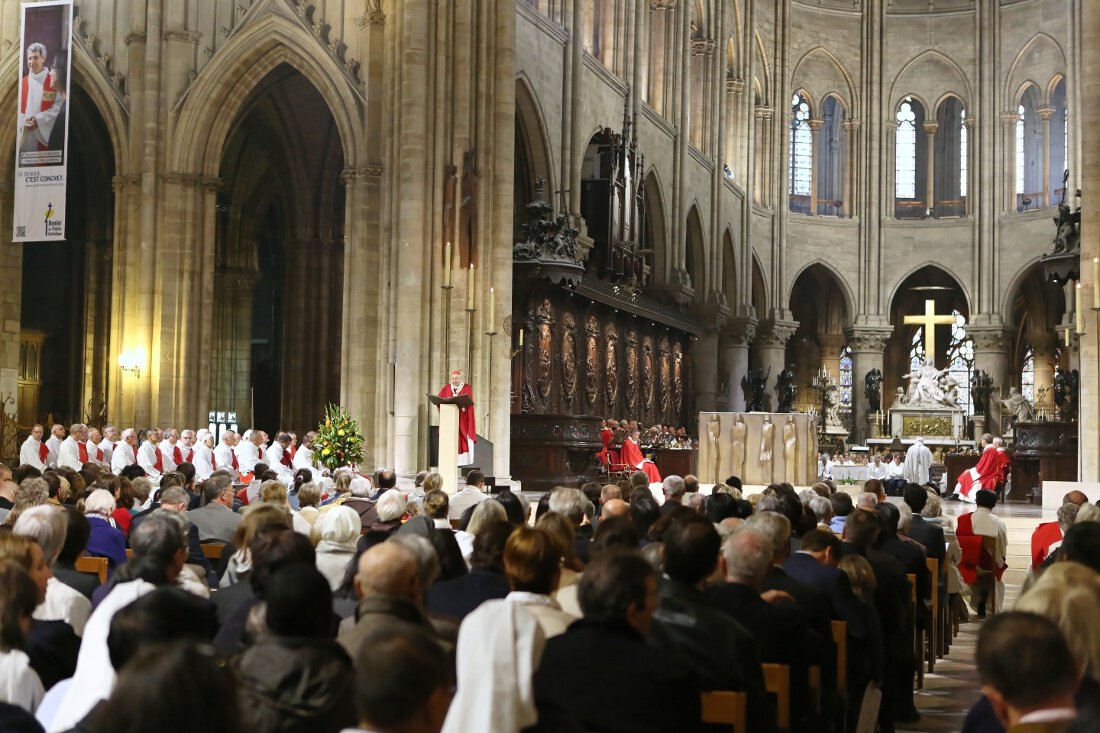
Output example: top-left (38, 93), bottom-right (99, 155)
top-left (13, 0), bottom-right (72, 242)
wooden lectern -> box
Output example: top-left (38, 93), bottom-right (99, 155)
top-left (428, 393), bottom-right (474, 494)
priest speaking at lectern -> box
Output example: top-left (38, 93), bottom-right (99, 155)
top-left (438, 369), bottom-right (476, 465)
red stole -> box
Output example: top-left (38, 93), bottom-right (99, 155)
top-left (173, 446), bottom-right (183, 465)
top-left (38, 442), bottom-right (48, 462)
top-left (232, 451), bottom-right (239, 470)
top-left (280, 451), bottom-right (292, 469)
top-left (95, 445), bottom-right (104, 461)
top-left (211, 451), bottom-right (217, 470)
top-left (153, 447), bottom-right (163, 472)
top-left (20, 72), bottom-right (56, 114)
top-left (132, 445), bottom-right (139, 464)
top-left (77, 442), bottom-right (88, 463)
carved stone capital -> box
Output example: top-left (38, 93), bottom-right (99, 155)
top-left (163, 29), bottom-right (202, 43)
top-left (842, 119), bottom-right (862, 132)
top-left (1000, 111), bottom-right (1021, 125)
top-left (651, 0), bottom-right (676, 9)
top-left (922, 122), bottom-right (939, 136)
top-left (844, 326), bottom-right (893, 354)
top-left (691, 38), bottom-right (716, 56)
top-left (721, 316), bottom-right (758, 348)
top-left (756, 319), bottom-right (798, 349)
top-left (968, 327), bottom-right (1009, 353)
top-left (1037, 106), bottom-right (1056, 122)
top-left (755, 106), bottom-right (774, 121)
top-left (693, 299), bottom-right (731, 330)
top-left (726, 76), bottom-right (745, 94)
top-left (807, 118), bottom-right (825, 132)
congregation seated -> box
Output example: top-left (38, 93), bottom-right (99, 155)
top-left (425, 520), bottom-right (512, 620)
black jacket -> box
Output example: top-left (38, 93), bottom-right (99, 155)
top-left (535, 618), bottom-right (702, 733)
top-left (425, 567), bottom-right (510, 620)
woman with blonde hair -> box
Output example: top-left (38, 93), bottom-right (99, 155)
top-left (454, 499), bottom-right (506, 565)
top-left (255, 480), bottom-right (312, 536)
top-left (296, 482), bottom-right (322, 528)
top-left (220, 503), bottom-right (293, 589)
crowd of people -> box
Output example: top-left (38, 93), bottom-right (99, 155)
top-left (0, 419), bottom-right (1096, 732)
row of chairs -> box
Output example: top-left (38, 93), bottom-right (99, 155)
top-left (74, 542), bottom-right (228, 587)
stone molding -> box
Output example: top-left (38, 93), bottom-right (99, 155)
top-left (967, 327), bottom-right (1009, 352)
top-left (845, 326), bottom-right (893, 354)
top-left (721, 316), bottom-right (757, 348)
top-left (755, 319), bottom-right (798, 349)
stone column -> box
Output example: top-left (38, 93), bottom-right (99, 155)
top-left (1000, 112), bottom-right (1019, 212)
top-left (211, 268), bottom-right (261, 424)
top-left (846, 326), bottom-right (892, 444)
top-left (693, 331), bottom-right (721, 414)
top-left (1030, 334), bottom-right (1057, 418)
top-left (842, 119), bottom-right (858, 217)
top-left (1039, 107), bottom-right (1055, 207)
top-left (808, 118), bottom-right (823, 215)
top-left (923, 122), bottom-right (938, 216)
top-left (754, 319), bottom-right (798, 410)
top-left (722, 316), bottom-right (757, 411)
top-left (969, 326), bottom-right (1010, 435)
top-left (0, 184), bottom-right (20, 416)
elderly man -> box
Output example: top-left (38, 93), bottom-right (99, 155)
top-left (57, 423), bottom-right (90, 471)
top-left (338, 541), bottom-right (438, 660)
top-left (187, 474), bottom-right (241, 544)
top-left (85, 428), bottom-right (105, 464)
top-left (136, 427), bottom-right (164, 480)
top-left (44, 423), bottom-right (65, 468)
top-left (178, 429), bottom-right (196, 463)
top-left (266, 433), bottom-right (295, 480)
top-left (215, 430), bottom-right (240, 476)
top-left (659, 474), bottom-right (687, 515)
top-left (548, 486), bottom-right (593, 563)
top-left (131, 485), bottom-right (215, 591)
top-left (234, 428), bottom-right (264, 481)
top-left (110, 428), bottom-right (139, 474)
top-left (97, 425), bottom-right (118, 465)
top-left (19, 423), bottom-right (48, 471)
top-left (51, 510), bottom-right (192, 732)
top-left (158, 429), bottom-right (182, 472)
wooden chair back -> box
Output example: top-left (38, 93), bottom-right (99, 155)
top-left (762, 663), bottom-right (791, 732)
top-left (907, 572), bottom-right (923, 689)
top-left (926, 557), bottom-right (939, 672)
top-left (75, 555), bottom-right (108, 586)
top-left (831, 619), bottom-right (847, 695)
top-left (701, 690), bottom-right (747, 733)
top-left (200, 543), bottom-right (225, 560)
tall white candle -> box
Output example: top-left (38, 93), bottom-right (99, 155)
top-left (466, 265), bottom-right (475, 310)
top-left (1093, 258), bottom-right (1099, 309)
top-left (443, 241), bottom-right (451, 287)
top-left (488, 288), bottom-right (495, 332)
top-left (1076, 283), bottom-right (1084, 334)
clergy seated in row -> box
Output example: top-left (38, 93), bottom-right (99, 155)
top-left (618, 429), bottom-right (662, 483)
top-left (1030, 491), bottom-right (1090, 570)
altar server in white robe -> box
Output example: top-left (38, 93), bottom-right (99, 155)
top-left (266, 433), bottom-right (295, 482)
top-left (136, 428), bottom-right (164, 481)
top-left (903, 437), bottom-right (934, 486)
top-left (157, 429), bottom-right (181, 473)
top-left (97, 426), bottom-right (117, 466)
top-left (234, 429), bottom-right (263, 481)
top-left (111, 429), bottom-right (139, 475)
top-left (86, 428), bottom-right (106, 465)
top-left (178, 429), bottom-right (196, 464)
top-left (19, 424), bottom-right (48, 471)
top-left (191, 431), bottom-right (217, 482)
top-left (56, 424), bottom-right (89, 471)
top-left (215, 431), bottom-right (239, 476)
top-left (45, 424), bottom-right (65, 468)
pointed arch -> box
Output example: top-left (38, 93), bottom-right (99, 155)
top-left (515, 73), bottom-right (556, 200)
top-left (751, 251), bottom-right (768, 316)
top-left (643, 168), bottom-right (670, 287)
top-left (790, 46), bottom-right (857, 113)
top-left (885, 262), bottom-right (972, 319)
top-left (685, 204), bottom-right (708, 301)
top-left (721, 227), bottom-right (738, 305)
top-left (787, 260), bottom-right (855, 323)
top-left (888, 50), bottom-right (972, 117)
top-left (1003, 33), bottom-right (1067, 106)
top-left (171, 12), bottom-right (363, 175)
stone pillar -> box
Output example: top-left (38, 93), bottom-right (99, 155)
top-left (969, 326), bottom-right (1010, 435)
top-left (1001, 112), bottom-right (1019, 212)
top-left (211, 268), bottom-right (261, 425)
top-left (842, 119), bottom-right (858, 218)
top-left (1030, 335), bottom-right (1057, 418)
top-left (808, 118), bottom-right (823, 215)
top-left (846, 326), bottom-right (892, 445)
top-left (923, 122), bottom-right (938, 215)
top-left (721, 316), bottom-right (757, 411)
top-left (0, 184), bottom-right (20, 417)
top-left (1039, 106), bottom-right (1055, 207)
top-left (754, 319), bottom-right (798, 410)
top-left (693, 331), bottom-right (720, 414)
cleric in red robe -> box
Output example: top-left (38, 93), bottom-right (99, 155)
top-left (619, 428), bottom-right (662, 483)
top-left (438, 369), bottom-right (476, 466)
top-left (952, 434), bottom-right (1010, 503)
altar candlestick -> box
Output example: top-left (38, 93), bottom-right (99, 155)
top-left (1076, 283), bottom-right (1084, 333)
top-left (488, 288), bottom-right (495, 332)
top-left (443, 241), bottom-right (452, 288)
top-left (466, 265), bottom-right (475, 310)
top-left (1094, 258), bottom-right (1100, 309)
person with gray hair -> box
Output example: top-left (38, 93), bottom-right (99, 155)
top-left (52, 509), bottom-right (193, 732)
top-left (549, 486), bottom-right (594, 563)
top-left (855, 492), bottom-right (879, 511)
top-left (14, 505), bottom-right (92, 636)
top-left (16, 477), bottom-right (48, 507)
top-left (660, 475), bottom-right (686, 514)
top-left (187, 473), bottom-right (241, 544)
top-left (58, 423), bottom-right (89, 471)
top-left (84, 488), bottom-right (128, 571)
top-left (809, 496), bottom-right (833, 528)
top-left (343, 475), bottom-right (379, 532)
top-left (390, 533), bottom-right (442, 600)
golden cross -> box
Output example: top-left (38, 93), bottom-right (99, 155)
top-left (903, 299), bottom-right (956, 365)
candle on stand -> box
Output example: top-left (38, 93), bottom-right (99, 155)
top-left (1076, 283), bottom-right (1084, 333)
top-left (1094, 257), bottom-right (1100, 309)
top-left (443, 241), bottom-right (452, 288)
top-left (488, 288), bottom-right (495, 332)
top-left (1065, 327), bottom-right (1071, 347)
top-left (466, 264), bottom-right (475, 310)
top-left (518, 327), bottom-right (524, 346)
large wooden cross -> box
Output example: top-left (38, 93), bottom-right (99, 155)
top-left (904, 299), bottom-right (956, 365)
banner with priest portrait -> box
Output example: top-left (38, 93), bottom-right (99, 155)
top-left (13, 0), bottom-right (72, 242)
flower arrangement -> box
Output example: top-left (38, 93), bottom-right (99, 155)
top-left (313, 404), bottom-right (364, 471)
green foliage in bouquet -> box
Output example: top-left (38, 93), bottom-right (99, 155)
top-left (313, 404), bottom-right (364, 471)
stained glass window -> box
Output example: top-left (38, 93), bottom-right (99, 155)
top-left (1021, 346), bottom-right (1035, 402)
top-left (896, 99), bottom-right (917, 199)
top-left (789, 93), bottom-right (812, 197)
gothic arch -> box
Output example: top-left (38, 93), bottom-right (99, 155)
top-left (933, 91), bottom-right (968, 113)
top-left (888, 50), bottom-right (972, 117)
top-left (1001, 258), bottom-right (1064, 328)
top-left (515, 74), bottom-right (557, 202)
top-left (754, 31), bottom-right (770, 103)
top-left (721, 227), bottom-right (737, 305)
top-left (751, 251), bottom-right (768, 315)
top-left (1012, 80), bottom-right (1042, 107)
top-left (1046, 73), bottom-right (1066, 106)
top-left (1004, 33), bottom-right (1067, 107)
top-left (787, 260), bottom-right (855, 323)
top-left (644, 169), bottom-right (670, 286)
top-left (790, 46), bottom-right (856, 114)
top-left (685, 204), bottom-right (708, 299)
top-left (171, 12), bottom-right (363, 176)
top-left (885, 262), bottom-right (972, 319)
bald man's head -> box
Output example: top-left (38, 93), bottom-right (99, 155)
top-left (1064, 490), bottom-right (1089, 506)
top-left (354, 541), bottom-right (420, 602)
top-left (601, 498), bottom-right (629, 521)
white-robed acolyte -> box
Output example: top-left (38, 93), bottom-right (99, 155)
top-left (56, 436), bottom-right (84, 472)
top-left (191, 441), bottom-right (217, 482)
top-left (157, 438), bottom-right (179, 473)
top-left (903, 438), bottom-right (934, 485)
top-left (137, 440), bottom-right (163, 481)
top-left (47, 580), bottom-right (156, 733)
top-left (97, 437), bottom-right (115, 465)
top-left (45, 434), bottom-right (62, 468)
top-left (19, 435), bottom-right (46, 471)
top-left (265, 441), bottom-right (294, 482)
top-left (85, 439), bottom-right (104, 465)
top-left (234, 440), bottom-right (260, 476)
top-left (971, 505), bottom-right (1009, 611)
top-left (291, 444), bottom-right (328, 488)
top-left (214, 439), bottom-right (237, 474)
top-left (441, 599), bottom-right (546, 733)
top-left (111, 441), bottom-right (138, 475)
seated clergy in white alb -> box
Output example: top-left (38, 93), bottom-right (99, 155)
top-left (111, 429), bottom-right (140, 475)
top-left (157, 429), bottom-right (181, 473)
top-left (234, 430), bottom-right (263, 481)
top-left (57, 424), bottom-right (90, 471)
top-left (266, 433), bottom-right (295, 480)
top-left (97, 426), bottom-right (118, 465)
top-left (19, 424), bottom-right (47, 471)
top-left (214, 431), bottom-right (239, 475)
top-left (136, 428), bottom-right (165, 480)
top-left (191, 431), bottom-right (217, 482)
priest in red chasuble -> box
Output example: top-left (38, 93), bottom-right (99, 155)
top-left (619, 428), bottom-right (662, 483)
top-left (438, 369), bottom-right (476, 466)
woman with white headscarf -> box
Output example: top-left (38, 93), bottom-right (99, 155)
top-left (312, 506), bottom-right (360, 591)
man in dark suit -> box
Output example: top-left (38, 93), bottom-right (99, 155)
top-left (904, 483), bottom-right (947, 600)
top-left (534, 549), bottom-right (702, 733)
top-left (784, 528), bottom-right (866, 637)
top-left (649, 514), bottom-right (772, 732)
top-left (425, 521), bottom-right (511, 620)
top-left (842, 507), bottom-right (914, 732)
top-left (134, 485), bottom-right (216, 587)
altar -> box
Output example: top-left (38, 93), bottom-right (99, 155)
top-left (697, 412), bottom-right (818, 486)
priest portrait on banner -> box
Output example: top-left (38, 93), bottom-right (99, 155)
top-left (438, 369), bottom-right (476, 466)
top-left (19, 42), bottom-right (64, 160)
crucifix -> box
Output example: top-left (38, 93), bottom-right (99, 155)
top-left (904, 299), bottom-right (956, 364)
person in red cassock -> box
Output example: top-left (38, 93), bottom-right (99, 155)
top-left (952, 434), bottom-right (1010, 503)
top-left (438, 369), bottom-right (477, 466)
top-left (619, 428), bottom-right (662, 483)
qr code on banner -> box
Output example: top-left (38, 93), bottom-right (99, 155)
top-left (15, 226), bottom-right (25, 238)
